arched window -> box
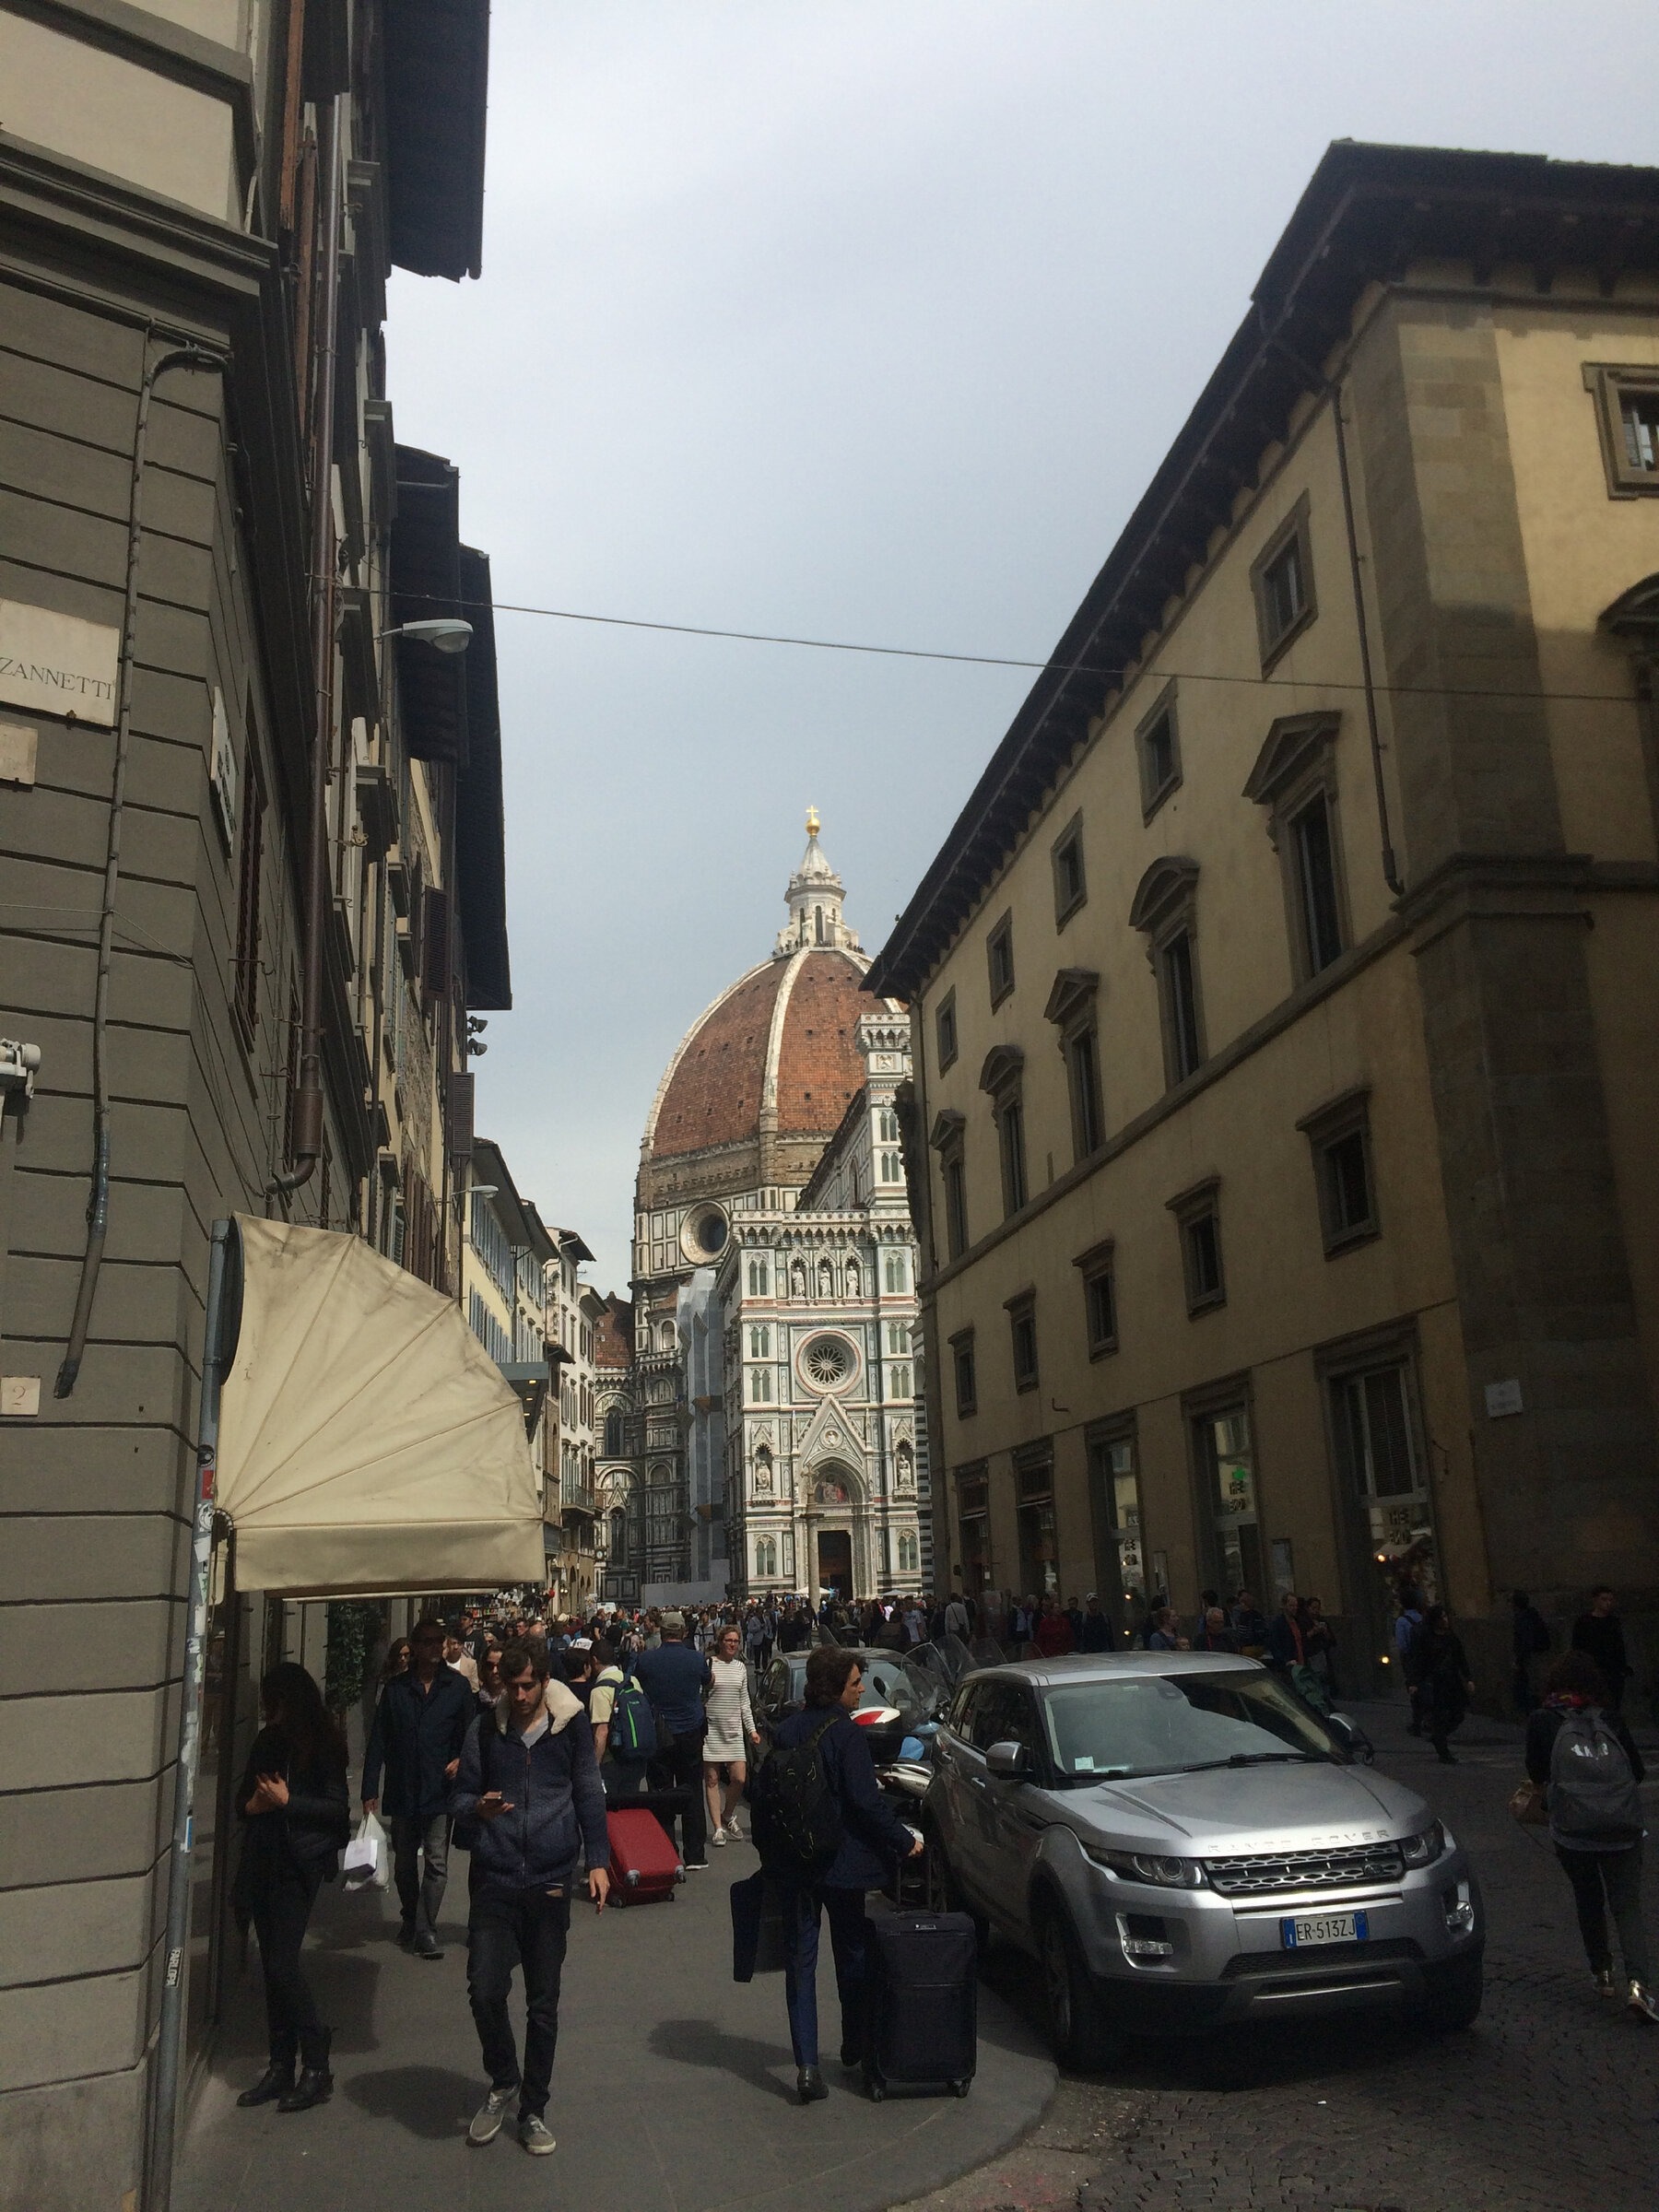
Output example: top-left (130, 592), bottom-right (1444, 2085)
top-left (604, 1407), bottom-right (625, 1455)
top-left (898, 1530), bottom-right (920, 1575)
top-left (815, 906), bottom-right (825, 944)
top-left (747, 1257), bottom-right (770, 1296)
top-left (656, 1319), bottom-right (675, 1351)
top-left (609, 1504), bottom-right (628, 1558)
top-left (756, 1534), bottom-right (778, 1577)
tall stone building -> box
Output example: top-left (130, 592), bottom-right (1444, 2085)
top-left (867, 143), bottom-right (1659, 1700)
top-left (0, 6), bottom-right (502, 2203)
top-left (625, 819), bottom-right (927, 1600)
top-left (719, 1001), bottom-right (931, 1600)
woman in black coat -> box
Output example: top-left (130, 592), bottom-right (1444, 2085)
top-left (232, 1662), bottom-right (350, 2112)
top-left (1417, 1605), bottom-right (1476, 1764)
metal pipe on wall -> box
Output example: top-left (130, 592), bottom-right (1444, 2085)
top-left (272, 87), bottom-right (347, 1196)
top-left (54, 344), bottom-right (227, 1398)
top-left (145, 1216), bottom-right (241, 2212)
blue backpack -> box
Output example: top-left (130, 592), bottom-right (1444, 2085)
top-left (606, 1666), bottom-right (657, 1762)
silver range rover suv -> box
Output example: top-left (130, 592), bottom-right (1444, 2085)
top-left (926, 1652), bottom-right (1483, 2065)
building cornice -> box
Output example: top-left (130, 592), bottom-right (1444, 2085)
top-left (865, 142), bottom-right (1659, 1003)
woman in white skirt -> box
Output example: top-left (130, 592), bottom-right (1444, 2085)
top-left (704, 1622), bottom-right (759, 1843)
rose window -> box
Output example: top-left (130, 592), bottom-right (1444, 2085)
top-left (804, 1335), bottom-right (852, 1387)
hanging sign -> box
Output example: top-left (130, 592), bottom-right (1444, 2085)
top-left (0, 599), bottom-right (119, 726)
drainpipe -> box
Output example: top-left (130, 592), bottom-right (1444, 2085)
top-left (1262, 312), bottom-right (1404, 899)
top-left (271, 88), bottom-right (347, 1196)
top-left (55, 342), bottom-right (226, 1398)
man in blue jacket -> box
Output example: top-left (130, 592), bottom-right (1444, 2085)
top-left (633, 1610), bottom-right (712, 1867)
top-left (451, 1637), bottom-right (610, 2156)
top-left (762, 1643), bottom-right (924, 2102)
top-left (363, 1616), bottom-right (477, 1959)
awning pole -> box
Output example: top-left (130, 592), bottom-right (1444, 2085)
top-left (146, 1218), bottom-right (235, 2212)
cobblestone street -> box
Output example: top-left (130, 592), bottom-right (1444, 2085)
top-left (900, 1699), bottom-right (1659, 2212)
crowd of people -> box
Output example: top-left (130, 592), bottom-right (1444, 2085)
top-left (226, 1572), bottom-right (1651, 2146)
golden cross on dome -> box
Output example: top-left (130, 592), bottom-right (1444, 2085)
top-left (806, 806), bottom-right (820, 837)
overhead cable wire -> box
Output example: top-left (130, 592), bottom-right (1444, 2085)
top-left (393, 587), bottom-right (1641, 710)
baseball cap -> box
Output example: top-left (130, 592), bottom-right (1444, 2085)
top-left (660, 1609), bottom-right (686, 1633)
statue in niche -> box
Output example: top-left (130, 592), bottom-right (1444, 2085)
top-left (791, 1259), bottom-right (807, 1299)
top-left (818, 1259), bottom-right (834, 1298)
top-left (845, 1257), bottom-right (861, 1296)
top-left (753, 1449), bottom-right (774, 1494)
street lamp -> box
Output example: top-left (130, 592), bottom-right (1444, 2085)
top-left (378, 618), bottom-right (473, 653)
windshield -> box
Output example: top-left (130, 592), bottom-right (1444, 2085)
top-left (1040, 1669), bottom-right (1336, 1781)
top-left (859, 1654), bottom-right (931, 1724)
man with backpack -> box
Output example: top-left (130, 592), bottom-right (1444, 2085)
top-left (750, 1643), bottom-right (924, 2102)
top-left (1524, 1649), bottom-right (1654, 2021)
top-left (587, 1637), bottom-right (654, 1798)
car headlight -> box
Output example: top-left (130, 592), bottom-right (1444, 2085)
top-left (1399, 1821), bottom-right (1447, 1868)
top-left (1086, 1846), bottom-right (1206, 1888)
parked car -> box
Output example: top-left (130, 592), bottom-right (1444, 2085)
top-left (754, 1646), bottom-right (940, 1765)
top-left (926, 1652), bottom-right (1483, 2065)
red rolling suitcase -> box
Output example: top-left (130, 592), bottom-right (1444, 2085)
top-left (606, 1807), bottom-right (684, 1905)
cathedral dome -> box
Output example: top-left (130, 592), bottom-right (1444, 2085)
top-left (640, 818), bottom-right (899, 1199)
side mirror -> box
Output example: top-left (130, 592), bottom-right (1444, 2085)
top-left (1326, 1712), bottom-right (1375, 1764)
top-left (985, 1739), bottom-right (1030, 1781)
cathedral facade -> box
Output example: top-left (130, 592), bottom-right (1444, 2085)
top-left (604, 818), bottom-right (930, 1604)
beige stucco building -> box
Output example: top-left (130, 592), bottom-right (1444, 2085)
top-left (868, 144), bottom-right (1659, 1706)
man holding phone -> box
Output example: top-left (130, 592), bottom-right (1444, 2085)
top-left (451, 1637), bottom-right (610, 2155)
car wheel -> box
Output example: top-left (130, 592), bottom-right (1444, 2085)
top-left (1038, 1906), bottom-right (1114, 2071)
top-left (1422, 1953), bottom-right (1483, 2032)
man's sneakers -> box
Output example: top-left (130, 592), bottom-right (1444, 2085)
top-left (1630, 1980), bottom-right (1659, 2024)
top-left (520, 2116), bottom-right (557, 2155)
top-left (468, 2085), bottom-right (516, 2147)
top-left (412, 1928), bottom-right (443, 1961)
top-left (710, 1826), bottom-right (727, 1847)
top-left (685, 1857), bottom-right (710, 1871)
top-left (724, 1819), bottom-right (746, 1841)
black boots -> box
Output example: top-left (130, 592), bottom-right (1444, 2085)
top-left (237, 2058), bottom-right (294, 2108)
top-left (795, 2066), bottom-right (828, 2103)
top-left (276, 2031), bottom-right (333, 2113)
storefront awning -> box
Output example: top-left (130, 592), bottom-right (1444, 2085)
top-left (214, 1217), bottom-right (546, 1595)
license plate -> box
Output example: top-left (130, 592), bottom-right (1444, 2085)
top-left (1280, 1910), bottom-right (1368, 1949)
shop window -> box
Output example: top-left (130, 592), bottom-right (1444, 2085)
top-left (1087, 1423), bottom-right (1144, 1642)
top-left (1191, 1396), bottom-right (1262, 1615)
top-left (957, 1465), bottom-right (990, 1594)
top-left (1016, 1449), bottom-right (1058, 1602)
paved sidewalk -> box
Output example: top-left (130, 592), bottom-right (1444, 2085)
top-left (176, 1832), bottom-right (1054, 2212)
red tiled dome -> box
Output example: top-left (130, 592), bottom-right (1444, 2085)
top-left (646, 947), bottom-right (870, 1164)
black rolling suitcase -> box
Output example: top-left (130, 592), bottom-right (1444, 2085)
top-left (864, 1910), bottom-right (978, 2100)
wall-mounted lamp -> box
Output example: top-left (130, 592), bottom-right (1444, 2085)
top-left (379, 618), bottom-right (473, 654)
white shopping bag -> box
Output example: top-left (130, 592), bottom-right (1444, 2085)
top-left (343, 1809), bottom-right (389, 1888)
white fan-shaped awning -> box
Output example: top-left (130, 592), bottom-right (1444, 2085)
top-left (214, 1216), bottom-right (546, 1596)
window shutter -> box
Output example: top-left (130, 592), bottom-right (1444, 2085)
top-left (447, 1071), bottom-right (475, 1158)
top-left (421, 886), bottom-right (450, 997)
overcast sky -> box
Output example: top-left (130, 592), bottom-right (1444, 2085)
top-left (383, 1), bottom-right (1659, 1294)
